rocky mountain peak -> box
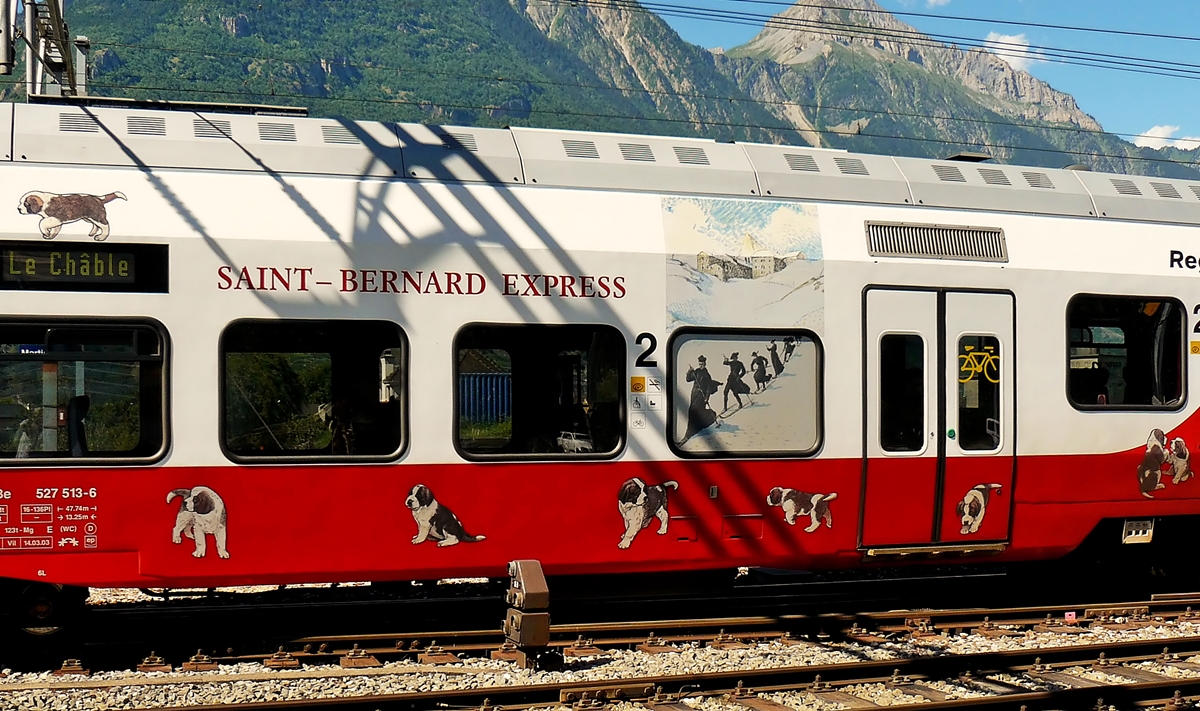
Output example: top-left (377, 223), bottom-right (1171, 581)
top-left (734, 0), bottom-right (1102, 131)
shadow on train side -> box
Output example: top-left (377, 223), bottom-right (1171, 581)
top-left (61, 110), bottom-right (793, 580)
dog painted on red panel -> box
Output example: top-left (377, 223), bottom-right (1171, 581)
top-left (17, 190), bottom-right (126, 241)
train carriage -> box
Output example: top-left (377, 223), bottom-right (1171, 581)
top-left (0, 100), bottom-right (1196, 624)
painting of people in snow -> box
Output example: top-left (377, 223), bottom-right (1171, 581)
top-left (663, 196), bottom-right (823, 332)
top-left (673, 332), bottom-right (820, 454)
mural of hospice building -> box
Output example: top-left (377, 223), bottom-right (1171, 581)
top-left (697, 235), bottom-right (805, 282)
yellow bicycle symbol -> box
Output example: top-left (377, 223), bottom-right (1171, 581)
top-left (959, 345), bottom-right (1000, 384)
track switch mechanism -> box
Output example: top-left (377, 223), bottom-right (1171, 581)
top-left (502, 559), bottom-right (561, 671)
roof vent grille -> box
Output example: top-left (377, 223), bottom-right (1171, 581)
top-left (866, 222), bottom-right (1007, 263)
top-left (194, 118), bottom-right (232, 139)
top-left (258, 122), bottom-right (297, 142)
top-left (834, 156), bottom-right (869, 176)
top-left (1023, 172), bottom-right (1055, 189)
top-left (321, 125), bottom-right (361, 145)
top-left (1191, 186), bottom-right (1200, 200)
top-left (59, 113), bottom-right (100, 133)
top-left (1111, 179), bottom-right (1142, 196)
top-left (1151, 182), bottom-right (1183, 199)
top-left (126, 115), bottom-right (166, 136)
top-left (442, 132), bottom-right (478, 152)
top-left (619, 143), bottom-right (655, 162)
top-left (673, 146), bottom-right (710, 166)
top-left (563, 139), bottom-right (600, 159)
top-left (932, 165), bottom-right (966, 182)
top-left (784, 153), bottom-right (819, 172)
top-left (978, 168), bottom-right (1011, 186)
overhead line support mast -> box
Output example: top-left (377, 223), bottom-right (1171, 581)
top-left (0, 0), bottom-right (88, 97)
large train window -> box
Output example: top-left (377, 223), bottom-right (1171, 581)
top-left (0, 321), bottom-right (166, 463)
top-left (454, 324), bottom-right (624, 458)
top-left (669, 329), bottom-right (822, 457)
top-left (220, 320), bottom-right (405, 461)
top-left (1067, 295), bottom-right (1185, 410)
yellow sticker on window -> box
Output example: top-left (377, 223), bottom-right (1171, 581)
top-left (630, 376), bottom-right (646, 393)
top-left (1191, 341), bottom-right (1200, 355)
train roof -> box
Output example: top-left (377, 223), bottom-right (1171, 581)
top-left (8, 101), bottom-right (1200, 227)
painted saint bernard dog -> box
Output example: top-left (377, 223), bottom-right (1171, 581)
top-left (405, 484), bottom-right (485, 546)
top-left (17, 190), bottom-right (127, 241)
top-left (167, 485), bottom-right (230, 559)
top-left (1138, 429), bottom-right (1170, 499)
top-left (956, 483), bottom-right (1002, 535)
top-left (617, 477), bottom-right (678, 549)
top-left (766, 487), bottom-right (836, 533)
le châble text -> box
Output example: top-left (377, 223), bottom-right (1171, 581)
top-left (217, 266), bottom-right (626, 298)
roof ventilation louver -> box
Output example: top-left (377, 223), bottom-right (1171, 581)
top-left (126, 115), bottom-right (166, 137)
top-left (59, 113), bottom-right (100, 133)
top-left (866, 222), bottom-right (1007, 263)
top-left (562, 139), bottom-right (600, 159)
top-left (1023, 172), bottom-right (1055, 189)
top-left (618, 143), bottom-right (655, 162)
top-left (784, 153), bottom-right (819, 172)
top-left (321, 125), bottom-right (361, 145)
top-left (673, 146), bottom-right (710, 166)
top-left (1191, 186), bottom-right (1200, 200)
top-left (932, 165), bottom-right (966, 182)
top-left (194, 118), bottom-right (232, 139)
top-left (258, 122), bottom-right (297, 142)
top-left (442, 132), bottom-right (478, 152)
top-left (834, 157), bottom-right (869, 176)
top-left (1151, 182), bottom-right (1183, 199)
top-left (1111, 179), bottom-right (1142, 196)
top-left (978, 168), bottom-right (1012, 186)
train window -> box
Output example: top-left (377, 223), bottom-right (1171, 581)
top-left (455, 324), bottom-right (624, 458)
top-left (958, 335), bottom-right (1001, 451)
top-left (0, 322), bottom-right (165, 462)
top-left (880, 334), bottom-right (925, 452)
top-left (221, 320), bottom-right (405, 461)
top-left (1067, 296), bottom-right (1185, 410)
top-left (670, 330), bottom-right (821, 457)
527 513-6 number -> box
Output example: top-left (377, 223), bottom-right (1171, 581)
top-left (36, 488), bottom-right (97, 499)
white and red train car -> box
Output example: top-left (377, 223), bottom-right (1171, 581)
top-left (0, 101), bottom-right (1196, 622)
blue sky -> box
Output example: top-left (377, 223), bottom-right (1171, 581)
top-left (658, 1), bottom-right (1200, 149)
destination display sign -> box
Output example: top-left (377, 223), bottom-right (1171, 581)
top-left (3, 249), bottom-right (135, 284)
top-left (0, 242), bottom-right (168, 293)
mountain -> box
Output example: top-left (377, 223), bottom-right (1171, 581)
top-left (35, 0), bottom-right (1200, 178)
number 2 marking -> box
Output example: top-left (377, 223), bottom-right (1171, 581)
top-left (635, 332), bottom-right (658, 368)
top-left (1193, 304), bottom-right (1200, 334)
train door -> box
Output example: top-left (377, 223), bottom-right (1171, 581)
top-left (861, 289), bottom-right (1015, 549)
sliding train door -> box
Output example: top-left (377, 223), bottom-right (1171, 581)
top-left (861, 288), bottom-right (1015, 549)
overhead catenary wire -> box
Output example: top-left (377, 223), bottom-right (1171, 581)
top-left (86, 40), bottom-right (1198, 148)
top-left (547, 0), bottom-right (1200, 80)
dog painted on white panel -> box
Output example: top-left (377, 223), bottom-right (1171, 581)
top-left (167, 486), bottom-right (230, 559)
top-left (17, 190), bottom-right (126, 241)
top-left (766, 487), bottom-right (836, 533)
top-left (617, 477), bottom-right (678, 549)
top-left (405, 484), bottom-right (485, 547)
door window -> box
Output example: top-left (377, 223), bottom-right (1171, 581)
top-left (957, 335), bottom-right (1001, 451)
top-left (880, 334), bottom-right (924, 452)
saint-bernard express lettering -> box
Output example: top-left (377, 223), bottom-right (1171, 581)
top-left (217, 264), bottom-right (627, 298)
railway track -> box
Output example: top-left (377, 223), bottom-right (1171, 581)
top-left (10, 593), bottom-right (1200, 710)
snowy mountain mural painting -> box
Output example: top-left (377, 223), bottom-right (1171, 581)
top-left (663, 197), bottom-right (824, 455)
top-left (663, 197), bottom-right (824, 332)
